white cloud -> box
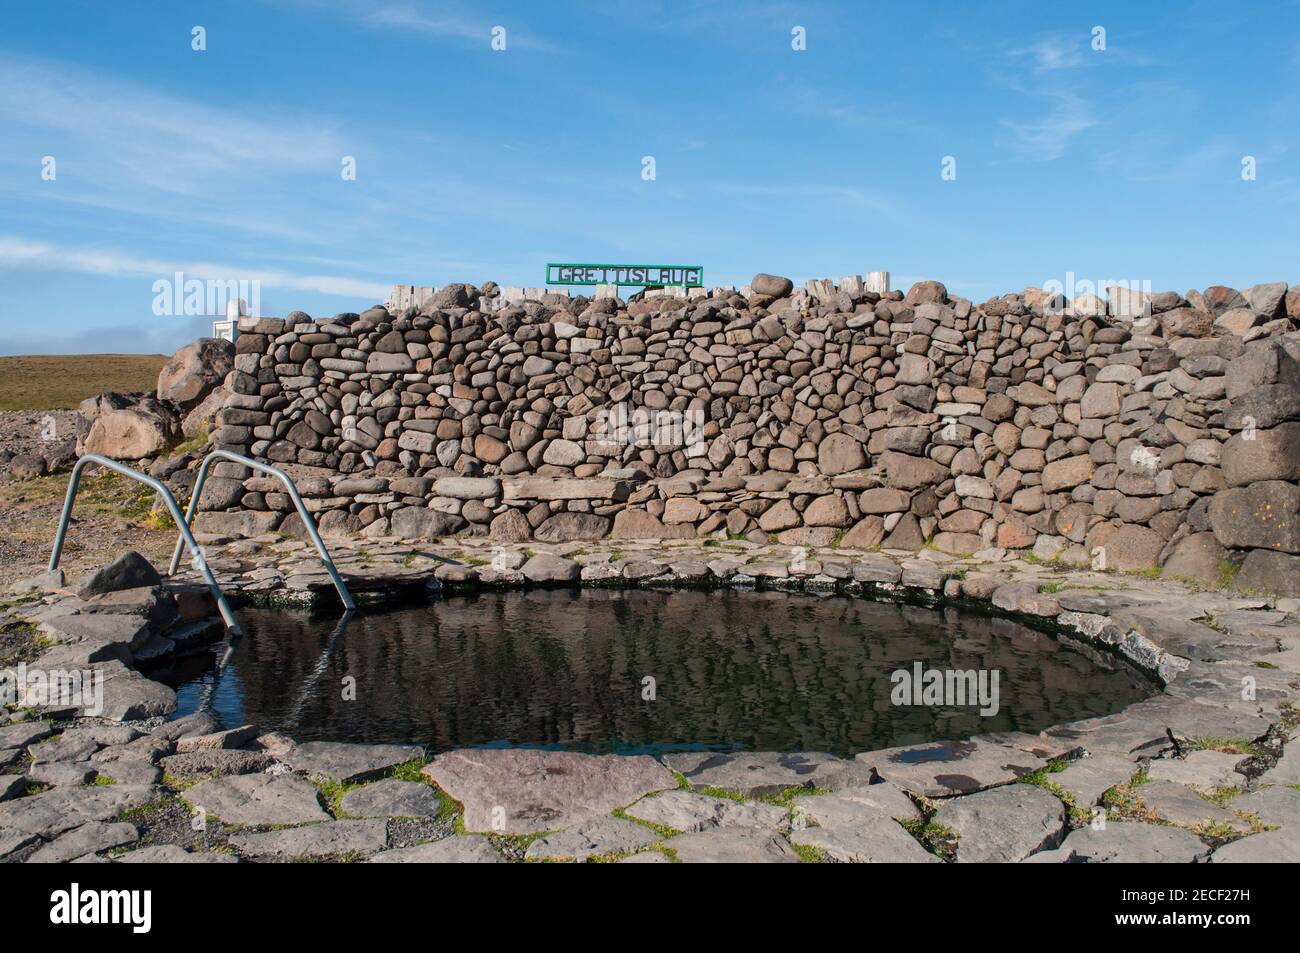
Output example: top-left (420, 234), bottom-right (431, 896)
top-left (1011, 36), bottom-right (1088, 72)
top-left (0, 56), bottom-right (345, 189)
top-left (0, 236), bottom-right (390, 299)
top-left (288, 0), bottom-right (559, 51)
top-left (1000, 92), bottom-right (1099, 160)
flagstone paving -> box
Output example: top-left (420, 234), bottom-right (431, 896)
top-left (0, 538), bottom-right (1297, 863)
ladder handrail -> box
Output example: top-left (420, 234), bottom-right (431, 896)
top-left (169, 449), bottom-right (356, 610)
top-left (49, 454), bottom-right (242, 636)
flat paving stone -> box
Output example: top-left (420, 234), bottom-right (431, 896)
top-left (370, 835), bottom-right (505, 864)
top-left (28, 761), bottom-right (97, 787)
top-left (1146, 750), bottom-right (1247, 789)
top-left (48, 662), bottom-right (176, 722)
top-left (340, 778), bottom-right (440, 818)
top-left (284, 741), bottom-right (423, 783)
top-left (0, 829), bottom-right (40, 858)
top-left (789, 796), bottom-right (938, 864)
top-left (935, 784), bottom-right (1066, 863)
top-left (39, 612), bottom-right (149, 650)
top-left (792, 783), bottom-right (922, 825)
top-left (1050, 753), bottom-right (1140, 807)
top-left (525, 816), bottom-right (657, 861)
top-left (185, 773), bottom-right (329, 827)
top-left (1264, 745), bottom-right (1300, 786)
top-left (1133, 781), bottom-right (1253, 833)
top-left (1047, 709), bottom-right (1174, 760)
top-left (666, 829), bottom-right (800, 863)
top-left (624, 790), bottom-right (789, 833)
top-left (1209, 828), bottom-right (1300, 863)
top-left (115, 844), bottom-right (237, 863)
top-left (855, 736), bottom-right (1058, 797)
top-left (423, 748), bottom-right (675, 834)
top-left (617, 850), bottom-right (670, 863)
top-left (159, 749), bottom-right (273, 778)
top-left (1, 774), bottom-right (28, 801)
top-left (229, 819), bottom-right (388, 859)
top-left (26, 821), bottom-right (139, 863)
top-left (30, 734), bottom-right (100, 764)
top-left (1025, 822), bottom-right (1211, 863)
top-left (798, 825), bottom-right (938, 865)
top-left (0, 784), bottom-right (159, 838)
top-left (663, 751), bottom-right (875, 797)
top-left (94, 760), bottom-right (163, 786)
top-left (0, 721), bottom-right (54, 749)
top-left (1231, 784), bottom-right (1300, 827)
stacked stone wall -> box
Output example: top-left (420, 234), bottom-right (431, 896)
top-left (199, 276), bottom-right (1300, 595)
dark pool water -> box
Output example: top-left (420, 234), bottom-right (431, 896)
top-left (153, 589), bottom-right (1152, 757)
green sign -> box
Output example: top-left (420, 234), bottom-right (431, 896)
top-left (546, 263), bottom-right (703, 287)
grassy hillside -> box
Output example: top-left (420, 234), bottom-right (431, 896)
top-left (0, 354), bottom-right (168, 411)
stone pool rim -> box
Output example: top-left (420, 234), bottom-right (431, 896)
top-left (5, 537), bottom-right (1295, 863)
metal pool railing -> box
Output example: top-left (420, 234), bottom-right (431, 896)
top-left (168, 449), bottom-right (355, 611)
top-left (49, 453), bottom-right (242, 635)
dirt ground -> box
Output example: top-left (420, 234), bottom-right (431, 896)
top-left (0, 409), bottom-right (80, 461)
top-left (0, 465), bottom-right (177, 591)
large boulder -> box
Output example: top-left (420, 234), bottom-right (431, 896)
top-left (533, 512), bottom-right (610, 542)
top-left (75, 551), bottom-right (162, 598)
top-left (1243, 281), bottom-right (1287, 318)
top-left (1159, 307), bottom-right (1214, 338)
top-left (157, 338), bottom-right (234, 409)
top-left (1085, 522), bottom-right (1164, 571)
top-left (904, 280), bottom-right (947, 306)
top-left (817, 433), bottom-right (867, 475)
top-left (389, 507), bottom-right (465, 539)
top-left (1161, 533), bottom-right (1228, 585)
top-left (1233, 549), bottom-right (1300, 597)
top-left (881, 450), bottom-right (947, 489)
top-left (750, 273), bottom-right (793, 298)
top-left (181, 385), bottom-right (228, 439)
top-left (1208, 482), bottom-right (1300, 553)
top-left (83, 397), bottom-right (181, 460)
top-left (1220, 423), bottom-right (1300, 486)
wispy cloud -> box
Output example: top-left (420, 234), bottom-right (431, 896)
top-left (288, 0), bottom-right (559, 51)
top-left (0, 56), bottom-right (345, 190)
top-left (0, 236), bottom-right (390, 299)
top-left (999, 91), bottom-right (1099, 160)
top-left (1010, 35), bottom-right (1089, 72)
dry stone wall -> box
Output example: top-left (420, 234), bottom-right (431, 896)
top-left (196, 275), bottom-right (1300, 596)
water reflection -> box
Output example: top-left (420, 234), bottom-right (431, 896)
top-left (158, 590), bottom-right (1152, 757)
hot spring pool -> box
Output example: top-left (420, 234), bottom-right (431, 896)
top-left (151, 588), bottom-right (1152, 757)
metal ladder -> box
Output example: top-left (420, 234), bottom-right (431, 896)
top-left (49, 454), bottom-right (243, 635)
top-left (169, 449), bottom-right (355, 611)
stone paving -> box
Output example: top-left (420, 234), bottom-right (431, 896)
top-left (0, 535), bottom-right (1297, 863)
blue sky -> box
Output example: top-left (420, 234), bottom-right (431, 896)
top-left (1, 0), bottom-right (1297, 354)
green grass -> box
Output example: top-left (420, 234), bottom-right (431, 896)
top-left (1189, 737), bottom-right (1265, 758)
top-left (1197, 786), bottom-right (1242, 808)
top-left (611, 806), bottom-right (681, 840)
top-left (169, 430), bottom-right (210, 457)
top-left (1216, 558), bottom-right (1240, 589)
top-left (791, 842), bottom-right (827, 863)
